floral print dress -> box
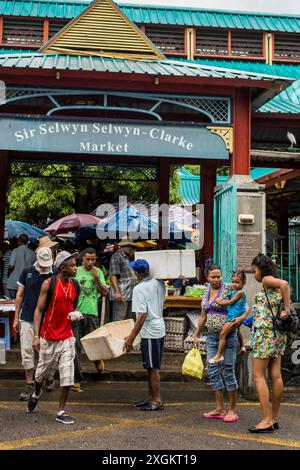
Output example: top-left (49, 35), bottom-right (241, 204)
top-left (202, 283), bottom-right (233, 335)
top-left (250, 289), bottom-right (287, 359)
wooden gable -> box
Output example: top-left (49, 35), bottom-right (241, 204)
top-left (40, 0), bottom-right (165, 60)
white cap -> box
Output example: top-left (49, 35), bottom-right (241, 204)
top-left (36, 247), bottom-right (53, 268)
top-left (54, 250), bottom-right (78, 270)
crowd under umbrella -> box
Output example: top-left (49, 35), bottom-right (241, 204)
top-left (4, 220), bottom-right (47, 239)
top-left (45, 213), bottom-right (102, 236)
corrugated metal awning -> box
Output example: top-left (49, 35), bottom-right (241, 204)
top-left (0, 53), bottom-right (294, 84)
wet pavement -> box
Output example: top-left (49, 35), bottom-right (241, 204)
top-left (0, 397), bottom-right (300, 450)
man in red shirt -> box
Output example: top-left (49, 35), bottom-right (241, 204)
top-left (27, 251), bottom-right (80, 425)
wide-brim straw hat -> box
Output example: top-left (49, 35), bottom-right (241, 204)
top-left (117, 237), bottom-right (137, 247)
top-left (37, 235), bottom-right (59, 249)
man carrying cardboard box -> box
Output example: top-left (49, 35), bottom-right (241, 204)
top-left (124, 259), bottom-right (166, 411)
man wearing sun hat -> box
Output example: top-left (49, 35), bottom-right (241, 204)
top-left (13, 247), bottom-right (56, 401)
top-left (109, 237), bottom-right (137, 322)
top-left (37, 235), bottom-right (59, 251)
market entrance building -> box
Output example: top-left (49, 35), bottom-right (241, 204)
top-left (0, 0), bottom-right (297, 280)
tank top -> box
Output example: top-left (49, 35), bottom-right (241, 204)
top-left (40, 276), bottom-right (77, 341)
top-left (227, 291), bottom-right (247, 321)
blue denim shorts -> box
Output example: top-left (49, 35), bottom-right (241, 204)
top-left (206, 332), bottom-right (238, 392)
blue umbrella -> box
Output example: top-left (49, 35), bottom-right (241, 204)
top-left (4, 220), bottom-right (47, 239)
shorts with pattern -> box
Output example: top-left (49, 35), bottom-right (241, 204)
top-left (250, 328), bottom-right (287, 359)
top-left (35, 337), bottom-right (76, 387)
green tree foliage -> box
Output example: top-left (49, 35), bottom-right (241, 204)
top-left (7, 164), bottom-right (162, 224)
top-left (169, 167), bottom-right (181, 204)
top-left (7, 165), bottom-right (76, 224)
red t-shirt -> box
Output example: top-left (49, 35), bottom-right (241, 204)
top-left (40, 277), bottom-right (77, 341)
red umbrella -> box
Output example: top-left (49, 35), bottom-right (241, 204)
top-left (45, 213), bottom-right (102, 235)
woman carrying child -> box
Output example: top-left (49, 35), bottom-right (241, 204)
top-left (209, 270), bottom-right (247, 364)
top-left (193, 265), bottom-right (248, 423)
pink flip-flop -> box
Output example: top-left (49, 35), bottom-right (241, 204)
top-left (203, 413), bottom-right (225, 419)
top-left (223, 414), bottom-right (239, 423)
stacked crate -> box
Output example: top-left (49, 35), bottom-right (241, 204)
top-left (163, 316), bottom-right (187, 352)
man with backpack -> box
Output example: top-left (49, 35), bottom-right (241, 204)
top-left (13, 246), bottom-right (56, 401)
top-left (27, 251), bottom-right (80, 425)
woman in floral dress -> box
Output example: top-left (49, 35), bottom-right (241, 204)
top-left (250, 253), bottom-right (291, 434)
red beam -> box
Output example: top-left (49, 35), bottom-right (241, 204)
top-left (252, 116), bottom-right (300, 126)
top-left (231, 88), bottom-right (251, 175)
top-left (200, 162), bottom-right (217, 282)
top-left (0, 16), bottom-right (3, 44)
top-left (251, 159), bottom-right (300, 170)
top-left (257, 169), bottom-right (300, 187)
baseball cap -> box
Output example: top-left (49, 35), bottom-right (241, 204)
top-left (36, 247), bottom-right (53, 268)
top-left (128, 259), bottom-right (150, 273)
top-left (54, 250), bottom-right (78, 270)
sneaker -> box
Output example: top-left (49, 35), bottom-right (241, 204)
top-left (134, 399), bottom-right (151, 407)
top-left (45, 379), bottom-right (55, 392)
top-left (71, 382), bottom-right (83, 392)
top-left (19, 383), bottom-right (34, 401)
top-left (27, 393), bottom-right (40, 413)
top-left (56, 413), bottom-right (74, 425)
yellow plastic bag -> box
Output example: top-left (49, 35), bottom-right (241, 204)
top-left (182, 347), bottom-right (203, 380)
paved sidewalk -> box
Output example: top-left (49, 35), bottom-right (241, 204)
top-left (0, 399), bottom-right (300, 450)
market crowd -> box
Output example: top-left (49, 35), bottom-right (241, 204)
top-left (0, 233), bottom-right (295, 432)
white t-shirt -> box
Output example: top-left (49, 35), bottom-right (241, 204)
top-left (131, 277), bottom-right (166, 339)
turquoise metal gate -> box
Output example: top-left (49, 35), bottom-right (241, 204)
top-left (270, 225), bottom-right (300, 302)
top-left (214, 182), bottom-right (237, 282)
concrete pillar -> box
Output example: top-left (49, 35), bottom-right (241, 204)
top-left (0, 151), bottom-right (9, 243)
top-left (227, 176), bottom-right (266, 397)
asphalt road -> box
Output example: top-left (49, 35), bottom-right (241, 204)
top-left (0, 398), bottom-right (300, 451)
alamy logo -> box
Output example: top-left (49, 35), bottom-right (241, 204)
top-left (0, 81), bottom-right (6, 104)
top-left (94, 196), bottom-right (203, 247)
top-left (291, 340), bottom-right (300, 365)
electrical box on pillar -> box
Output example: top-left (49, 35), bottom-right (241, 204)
top-left (238, 214), bottom-right (255, 225)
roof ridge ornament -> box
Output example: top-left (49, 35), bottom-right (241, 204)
top-left (39, 0), bottom-right (165, 60)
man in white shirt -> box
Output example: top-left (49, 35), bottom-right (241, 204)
top-left (124, 259), bottom-right (165, 411)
